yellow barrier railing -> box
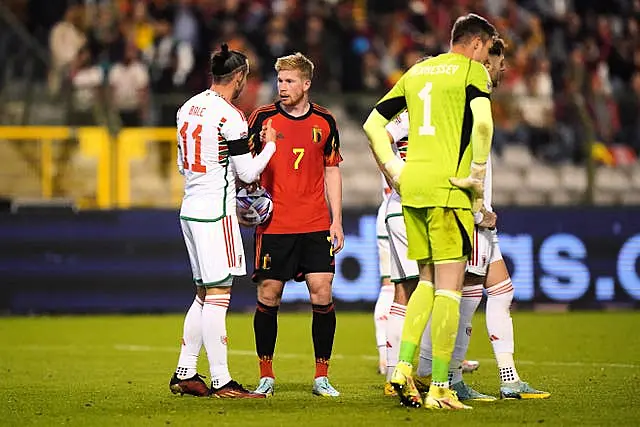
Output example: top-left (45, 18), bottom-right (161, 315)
top-left (0, 126), bottom-right (180, 209)
top-left (116, 128), bottom-right (180, 209)
top-left (0, 127), bottom-right (111, 208)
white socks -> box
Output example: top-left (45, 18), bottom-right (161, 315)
top-left (497, 355), bottom-right (520, 384)
top-left (176, 296), bottom-right (204, 379)
top-left (448, 284), bottom-right (483, 384)
top-left (486, 279), bottom-right (519, 383)
top-left (374, 285), bottom-right (394, 368)
top-left (385, 302), bottom-right (406, 382)
top-left (203, 294), bottom-right (232, 389)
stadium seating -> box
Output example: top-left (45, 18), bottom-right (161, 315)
top-left (4, 109), bottom-right (640, 208)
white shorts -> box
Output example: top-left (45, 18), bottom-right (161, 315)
top-left (180, 215), bottom-right (246, 286)
top-left (467, 227), bottom-right (503, 276)
top-left (385, 192), bottom-right (419, 283)
top-left (376, 198), bottom-right (391, 278)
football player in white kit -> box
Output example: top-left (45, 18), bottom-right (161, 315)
top-left (169, 44), bottom-right (276, 398)
top-left (417, 38), bottom-right (550, 400)
top-left (373, 180), bottom-right (394, 375)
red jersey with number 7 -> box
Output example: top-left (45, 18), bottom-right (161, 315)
top-left (248, 102), bottom-right (342, 234)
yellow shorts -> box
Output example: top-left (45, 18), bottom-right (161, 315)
top-left (402, 206), bottom-right (474, 264)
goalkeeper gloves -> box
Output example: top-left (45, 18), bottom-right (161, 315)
top-left (474, 206), bottom-right (497, 229)
top-left (383, 157), bottom-right (405, 193)
top-left (449, 162), bottom-right (486, 213)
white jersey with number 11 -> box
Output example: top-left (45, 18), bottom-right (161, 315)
top-left (177, 89), bottom-right (248, 222)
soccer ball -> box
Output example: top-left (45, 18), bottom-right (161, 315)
top-left (236, 186), bottom-right (273, 225)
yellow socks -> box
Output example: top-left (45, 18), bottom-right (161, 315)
top-left (398, 281), bottom-right (434, 363)
top-left (431, 290), bottom-right (462, 386)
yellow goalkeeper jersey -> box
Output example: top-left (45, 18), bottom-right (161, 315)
top-left (374, 53), bottom-right (493, 209)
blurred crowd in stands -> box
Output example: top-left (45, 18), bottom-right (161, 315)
top-left (7, 0), bottom-right (640, 164)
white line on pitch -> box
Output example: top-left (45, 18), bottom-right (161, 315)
top-left (14, 344), bottom-right (639, 369)
top-left (112, 344), bottom-right (640, 369)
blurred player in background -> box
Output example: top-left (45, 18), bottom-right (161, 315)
top-left (418, 38), bottom-right (550, 401)
top-left (247, 53), bottom-right (344, 397)
top-left (364, 14), bottom-right (497, 409)
top-left (373, 182), bottom-right (394, 375)
top-left (169, 44), bottom-right (276, 399)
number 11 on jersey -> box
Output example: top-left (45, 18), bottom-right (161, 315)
top-left (418, 82), bottom-right (436, 136)
top-left (180, 121), bottom-right (206, 173)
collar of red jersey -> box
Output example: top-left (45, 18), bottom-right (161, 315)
top-left (276, 101), bottom-right (314, 121)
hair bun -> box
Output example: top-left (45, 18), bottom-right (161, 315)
top-left (210, 44), bottom-right (248, 78)
top-left (220, 43), bottom-right (230, 58)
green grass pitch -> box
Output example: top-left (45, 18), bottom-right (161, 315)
top-left (1, 311), bottom-right (639, 426)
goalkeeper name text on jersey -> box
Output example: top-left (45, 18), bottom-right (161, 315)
top-left (177, 90), bottom-right (248, 222)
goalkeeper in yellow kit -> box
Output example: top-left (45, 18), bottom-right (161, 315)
top-left (363, 14), bottom-right (497, 410)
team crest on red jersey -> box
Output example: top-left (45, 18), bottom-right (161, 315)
top-left (312, 126), bottom-right (323, 144)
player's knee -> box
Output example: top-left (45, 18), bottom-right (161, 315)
top-left (259, 294), bottom-right (281, 307)
top-left (464, 272), bottom-right (485, 286)
top-left (257, 289), bottom-right (282, 307)
top-left (309, 287), bottom-right (332, 305)
top-left (417, 263), bottom-right (434, 282)
top-left (205, 283), bottom-right (232, 295)
top-left (393, 293), bottom-right (410, 306)
top-left (395, 279), bottom-right (418, 304)
top-left (257, 281), bottom-right (283, 306)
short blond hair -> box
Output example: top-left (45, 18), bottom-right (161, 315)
top-left (275, 52), bottom-right (314, 80)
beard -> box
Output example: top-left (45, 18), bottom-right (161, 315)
top-left (280, 91), bottom-right (303, 106)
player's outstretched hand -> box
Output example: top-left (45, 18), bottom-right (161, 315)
top-left (330, 221), bottom-right (344, 254)
top-left (262, 119), bottom-right (276, 144)
top-left (449, 162), bottom-right (486, 213)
